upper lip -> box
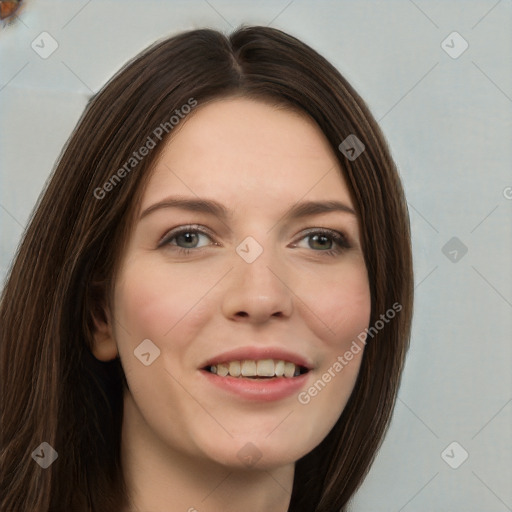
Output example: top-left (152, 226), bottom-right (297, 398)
top-left (200, 346), bottom-right (314, 370)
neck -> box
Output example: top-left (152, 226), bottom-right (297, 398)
top-left (120, 391), bottom-right (294, 512)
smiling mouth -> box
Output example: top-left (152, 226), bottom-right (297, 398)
top-left (203, 359), bottom-right (310, 379)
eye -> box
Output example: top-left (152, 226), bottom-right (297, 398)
top-left (158, 225), bottom-right (216, 254)
top-left (292, 228), bottom-right (350, 256)
top-left (158, 225), bottom-right (350, 257)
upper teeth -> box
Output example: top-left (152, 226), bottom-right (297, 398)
top-left (209, 359), bottom-right (302, 378)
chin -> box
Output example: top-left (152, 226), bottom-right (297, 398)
top-left (196, 433), bottom-right (314, 471)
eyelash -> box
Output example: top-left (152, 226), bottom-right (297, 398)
top-left (158, 224), bottom-right (351, 258)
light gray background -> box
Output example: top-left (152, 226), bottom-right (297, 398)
top-left (1, 1), bottom-right (511, 510)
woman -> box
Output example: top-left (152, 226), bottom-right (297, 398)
top-left (0, 25), bottom-right (413, 512)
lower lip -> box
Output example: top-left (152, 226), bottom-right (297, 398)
top-left (199, 369), bottom-right (310, 401)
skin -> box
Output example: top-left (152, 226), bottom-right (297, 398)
top-left (92, 97), bottom-right (371, 512)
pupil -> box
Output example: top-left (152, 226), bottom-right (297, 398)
top-left (180, 233), bottom-right (197, 247)
top-left (311, 234), bottom-right (331, 250)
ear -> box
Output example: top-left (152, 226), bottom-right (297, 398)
top-left (91, 304), bottom-right (119, 362)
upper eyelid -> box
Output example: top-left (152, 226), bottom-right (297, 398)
top-left (158, 224), bottom-right (214, 245)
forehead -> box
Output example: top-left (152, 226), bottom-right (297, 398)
top-left (139, 97), bottom-right (353, 213)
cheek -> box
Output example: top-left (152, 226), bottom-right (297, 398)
top-left (110, 258), bottom-right (217, 412)
top-left (292, 260), bottom-right (370, 436)
top-left (294, 287), bottom-right (369, 448)
top-left (300, 260), bottom-right (371, 350)
top-left (112, 258), bottom-right (214, 348)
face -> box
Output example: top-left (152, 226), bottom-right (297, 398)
top-left (96, 97), bottom-right (371, 470)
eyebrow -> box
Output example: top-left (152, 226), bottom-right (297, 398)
top-left (139, 196), bottom-right (356, 221)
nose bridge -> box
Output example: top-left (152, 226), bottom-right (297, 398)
top-left (221, 234), bottom-right (293, 322)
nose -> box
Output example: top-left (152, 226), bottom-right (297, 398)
top-left (221, 246), bottom-right (293, 324)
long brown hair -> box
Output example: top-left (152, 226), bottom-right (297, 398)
top-left (0, 25), bottom-right (413, 512)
